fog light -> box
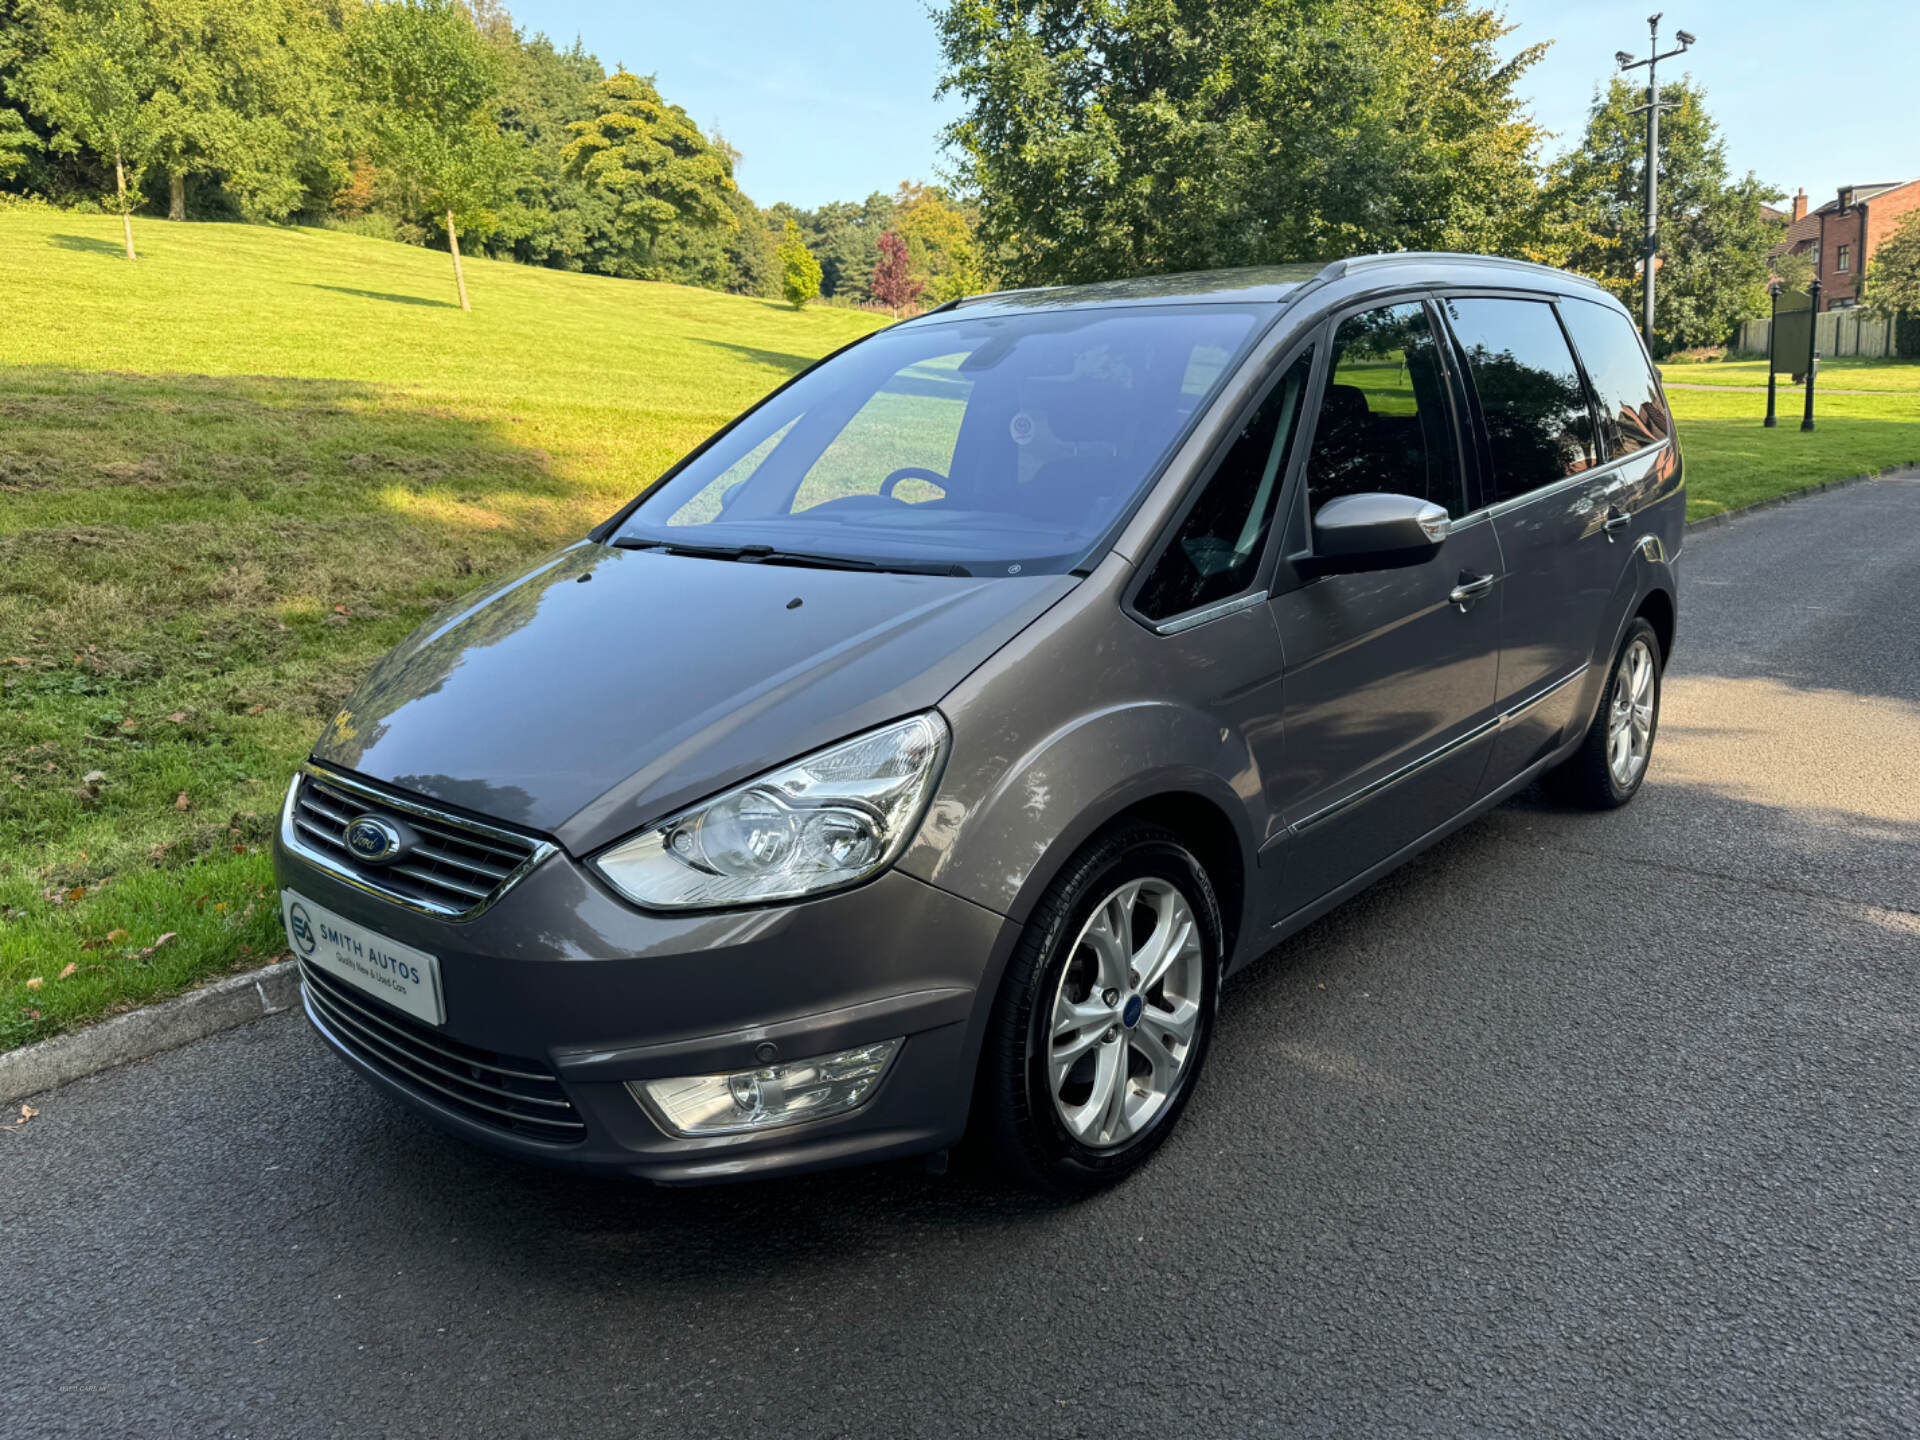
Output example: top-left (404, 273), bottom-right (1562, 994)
top-left (630, 1039), bottom-right (902, 1137)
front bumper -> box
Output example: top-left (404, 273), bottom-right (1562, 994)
top-left (272, 817), bottom-right (1014, 1184)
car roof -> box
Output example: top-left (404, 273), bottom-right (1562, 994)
top-left (912, 252), bottom-right (1611, 324)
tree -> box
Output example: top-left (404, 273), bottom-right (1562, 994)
top-left (10, 0), bottom-right (159, 259)
top-left (1862, 210), bottom-right (1920, 319)
top-left (1770, 247), bottom-right (1814, 294)
top-left (351, 0), bottom-right (518, 311)
top-left (894, 181), bottom-right (986, 300)
top-left (870, 230), bottom-right (922, 314)
top-left (934, 0), bottom-right (1555, 287)
top-left (560, 69), bottom-right (735, 273)
top-left (776, 216), bottom-right (820, 309)
top-left (1553, 76), bottom-right (1779, 355)
top-left (0, 106), bottom-right (38, 180)
top-left (140, 0), bottom-right (344, 223)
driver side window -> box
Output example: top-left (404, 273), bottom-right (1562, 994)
top-left (790, 352), bottom-right (972, 511)
top-left (1304, 302), bottom-right (1465, 522)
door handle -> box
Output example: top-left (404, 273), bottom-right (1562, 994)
top-left (1449, 572), bottom-right (1498, 612)
top-left (1603, 506), bottom-right (1632, 540)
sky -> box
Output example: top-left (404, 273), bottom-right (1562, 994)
top-left (505, 0), bottom-right (1918, 213)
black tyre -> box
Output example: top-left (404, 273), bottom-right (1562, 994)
top-left (1547, 616), bottom-right (1663, 809)
top-left (979, 822), bottom-right (1222, 1195)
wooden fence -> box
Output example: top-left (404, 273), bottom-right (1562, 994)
top-left (1734, 310), bottom-right (1919, 360)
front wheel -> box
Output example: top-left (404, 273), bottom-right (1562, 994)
top-left (978, 823), bottom-right (1222, 1195)
top-left (1548, 617), bottom-right (1663, 809)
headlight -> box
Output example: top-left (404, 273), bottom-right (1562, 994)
top-left (592, 712), bottom-right (949, 909)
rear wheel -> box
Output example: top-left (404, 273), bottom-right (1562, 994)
top-left (979, 823), bottom-right (1222, 1195)
top-left (1548, 617), bottom-right (1663, 809)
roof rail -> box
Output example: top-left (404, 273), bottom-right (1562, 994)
top-left (1317, 252), bottom-right (1609, 293)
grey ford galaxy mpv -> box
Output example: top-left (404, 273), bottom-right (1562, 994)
top-left (276, 253), bottom-right (1681, 1193)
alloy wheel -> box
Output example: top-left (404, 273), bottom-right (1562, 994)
top-left (1607, 637), bottom-right (1657, 789)
top-left (1045, 878), bottom-right (1205, 1149)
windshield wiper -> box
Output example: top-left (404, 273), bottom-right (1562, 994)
top-left (610, 536), bottom-right (970, 578)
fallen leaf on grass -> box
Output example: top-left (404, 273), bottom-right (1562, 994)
top-left (174, 793), bottom-right (191, 810)
top-left (135, 932), bottom-right (178, 961)
top-left (58, 963), bottom-right (76, 979)
top-left (106, 928), bottom-right (127, 943)
top-left (67, 886), bottom-right (85, 902)
top-left (24, 977), bottom-right (42, 990)
top-left (167, 711), bottom-right (189, 723)
top-left (82, 770), bottom-right (106, 785)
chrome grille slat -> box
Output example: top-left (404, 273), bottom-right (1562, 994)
top-left (387, 862), bottom-right (490, 901)
top-left (400, 840), bottom-right (516, 882)
top-left (283, 766), bottom-right (549, 918)
top-left (302, 962), bottom-right (586, 1140)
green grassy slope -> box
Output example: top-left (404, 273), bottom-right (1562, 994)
top-left (0, 210), bottom-right (884, 1048)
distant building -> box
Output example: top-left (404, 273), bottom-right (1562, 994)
top-left (1772, 181), bottom-right (1920, 310)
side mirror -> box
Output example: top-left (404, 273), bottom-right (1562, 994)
top-left (1309, 492), bottom-right (1450, 571)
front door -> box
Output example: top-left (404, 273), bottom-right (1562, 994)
top-left (1264, 299), bottom-right (1504, 917)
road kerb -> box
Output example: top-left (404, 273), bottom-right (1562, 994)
top-left (1, 959), bottom-right (299, 1105)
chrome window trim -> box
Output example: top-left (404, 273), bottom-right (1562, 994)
top-left (1292, 663), bottom-right (1589, 833)
top-left (279, 762), bottom-right (556, 921)
top-left (1476, 438), bottom-right (1670, 523)
top-left (1149, 588), bottom-right (1271, 636)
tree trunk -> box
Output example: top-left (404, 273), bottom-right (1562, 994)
top-left (446, 211), bottom-right (471, 312)
top-left (169, 173), bottom-right (185, 222)
top-left (115, 151), bottom-right (135, 260)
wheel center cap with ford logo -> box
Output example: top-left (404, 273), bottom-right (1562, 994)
top-left (1121, 994), bottom-right (1144, 1029)
top-left (344, 814), bottom-right (409, 866)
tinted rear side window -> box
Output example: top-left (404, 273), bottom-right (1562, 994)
top-left (1558, 299), bottom-right (1671, 458)
top-left (1443, 297), bottom-right (1598, 503)
top-left (1136, 348), bottom-right (1313, 621)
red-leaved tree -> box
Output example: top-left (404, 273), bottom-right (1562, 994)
top-left (870, 230), bottom-right (924, 315)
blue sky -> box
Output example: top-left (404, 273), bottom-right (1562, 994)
top-left (506, 0), bottom-right (1916, 213)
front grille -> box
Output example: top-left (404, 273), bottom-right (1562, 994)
top-left (301, 960), bottom-right (586, 1143)
top-left (288, 770), bottom-right (544, 916)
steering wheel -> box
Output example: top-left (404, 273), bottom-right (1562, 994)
top-left (878, 466), bottom-right (948, 500)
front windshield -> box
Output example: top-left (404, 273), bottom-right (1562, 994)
top-left (615, 305), bottom-right (1267, 575)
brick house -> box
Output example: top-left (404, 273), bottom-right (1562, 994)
top-left (1772, 181), bottom-right (1920, 310)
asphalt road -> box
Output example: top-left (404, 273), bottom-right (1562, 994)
top-left (7, 475), bottom-right (1920, 1439)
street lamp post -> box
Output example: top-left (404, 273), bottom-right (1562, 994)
top-left (1616, 15), bottom-right (1696, 348)
top-left (1764, 281), bottom-right (1779, 428)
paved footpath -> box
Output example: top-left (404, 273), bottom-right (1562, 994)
top-left (6, 477), bottom-right (1920, 1438)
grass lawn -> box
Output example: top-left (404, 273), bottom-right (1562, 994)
top-left (1, 209), bottom-right (1916, 1050)
top-left (1661, 355), bottom-right (1920, 392)
top-left (0, 208), bottom-right (884, 1050)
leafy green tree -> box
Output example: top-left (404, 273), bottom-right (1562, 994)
top-left (141, 0), bottom-right (344, 222)
top-left (776, 216), bottom-right (821, 309)
top-left (1862, 210), bottom-right (1920, 319)
top-left (0, 105), bottom-right (38, 180)
top-left (560, 69), bottom-right (735, 272)
top-left (895, 181), bottom-right (986, 300)
top-left (1553, 76), bottom-right (1779, 354)
top-left (351, 0), bottom-right (518, 311)
top-left (934, 0), bottom-right (1555, 286)
top-left (1769, 247), bottom-right (1814, 294)
top-left (10, 0), bottom-right (159, 258)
